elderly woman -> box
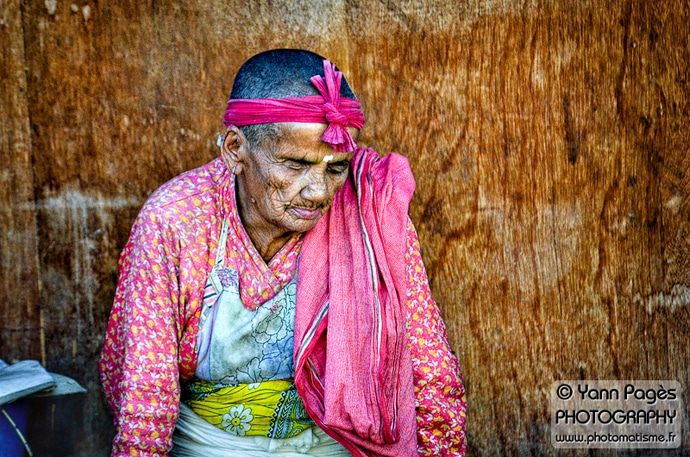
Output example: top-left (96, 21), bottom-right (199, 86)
top-left (99, 49), bottom-right (466, 457)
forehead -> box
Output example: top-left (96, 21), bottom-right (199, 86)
top-left (270, 122), bottom-right (355, 162)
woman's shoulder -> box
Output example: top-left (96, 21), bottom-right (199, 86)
top-left (134, 157), bottom-right (228, 231)
top-left (354, 148), bottom-right (416, 208)
top-left (148, 157), bottom-right (225, 202)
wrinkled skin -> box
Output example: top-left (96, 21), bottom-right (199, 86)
top-left (221, 122), bottom-right (358, 261)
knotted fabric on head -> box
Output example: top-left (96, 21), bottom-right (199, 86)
top-left (223, 60), bottom-right (365, 152)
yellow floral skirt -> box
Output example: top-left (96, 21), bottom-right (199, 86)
top-left (182, 378), bottom-right (314, 439)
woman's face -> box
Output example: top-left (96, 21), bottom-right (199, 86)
top-left (231, 122), bottom-right (356, 239)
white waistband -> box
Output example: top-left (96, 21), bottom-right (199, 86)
top-left (172, 402), bottom-right (351, 457)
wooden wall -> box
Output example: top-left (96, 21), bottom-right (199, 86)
top-left (1, 0), bottom-right (688, 455)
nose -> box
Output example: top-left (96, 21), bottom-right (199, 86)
top-left (300, 168), bottom-right (329, 203)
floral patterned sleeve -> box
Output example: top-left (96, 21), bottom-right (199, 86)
top-left (405, 218), bottom-right (467, 456)
top-left (99, 204), bottom-right (183, 457)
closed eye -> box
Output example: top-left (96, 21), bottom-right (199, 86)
top-left (284, 159), bottom-right (310, 170)
top-left (327, 161), bottom-right (350, 175)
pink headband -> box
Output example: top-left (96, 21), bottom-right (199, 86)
top-left (223, 60), bottom-right (365, 152)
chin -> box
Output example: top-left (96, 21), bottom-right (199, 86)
top-left (277, 207), bottom-right (328, 234)
top-left (284, 215), bottom-right (322, 234)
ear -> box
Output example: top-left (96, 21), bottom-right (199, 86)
top-left (220, 125), bottom-right (249, 174)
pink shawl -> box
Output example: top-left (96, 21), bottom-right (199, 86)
top-left (294, 148), bottom-right (419, 456)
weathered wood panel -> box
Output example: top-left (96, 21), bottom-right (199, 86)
top-left (0, 1), bottom-right (42, 363)
top-left (2, 0), bottom-right (688, 455)
top-left (347, 2), bottom-right (690, 454)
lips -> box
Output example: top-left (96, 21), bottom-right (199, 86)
top-left (291, 206), bottom-right (323, 220)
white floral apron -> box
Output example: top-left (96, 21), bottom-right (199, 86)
top-left (180, 218), bottom-right (312, 439)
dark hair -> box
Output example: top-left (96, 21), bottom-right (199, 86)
top-left (230, 49), bottom-right (356, 100)
top-left (229, 49), bottom-right (356, 149)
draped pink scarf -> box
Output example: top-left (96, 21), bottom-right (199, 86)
top-left (223, 60), bottom-right (365, 152)
top-left (294, 148), bottom-right (419, 457)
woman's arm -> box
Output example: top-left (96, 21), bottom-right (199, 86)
top-left (100, 205), bottom-right (183, 457)
top-left (404, 218), bottom-right (468, 456)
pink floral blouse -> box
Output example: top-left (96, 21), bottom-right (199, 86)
top-left (99, 157), bottom-right (466, 456)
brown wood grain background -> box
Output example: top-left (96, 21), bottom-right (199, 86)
top-left (1, 1), bottom-right (688, 455)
